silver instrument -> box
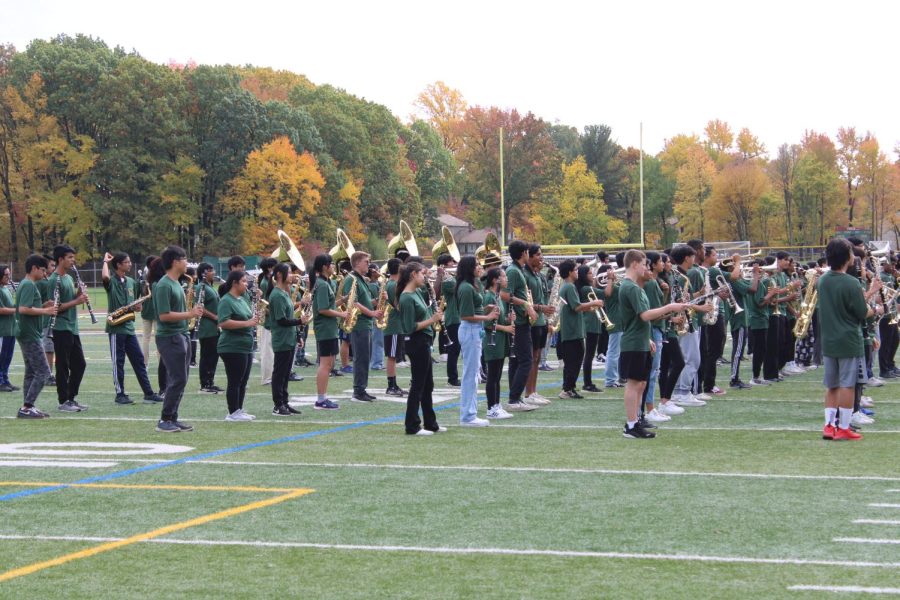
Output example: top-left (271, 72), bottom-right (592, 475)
top-left (71, 266), bottom-right (97, 324)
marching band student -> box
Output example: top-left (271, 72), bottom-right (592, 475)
top-left (397, 262), bottom-right (445, 435)
top-left (217, 271), bottom-right (259, 421)
top-left (748, 259), bottom-right (778, 386)
top-left (502, 240), bottom-right (539, 411)
top-left (877, 259), bottom-right (899, 378)
top-left (641, 252), bottom-right (668, 423)
top-left (269, 263), bottom-right (305, 416)
top-left (576, 266), bottom-right (604, 393)
top-left (483, 267), bottom-right (517, 419)
top-left (601, 264), bottom-right (622, 388)
top-left (102, 252), bottom-right (161, 405)
top-left (195, 263), bottom-right (222, 394)
top-left (341, 251), bottom-right (384, 402)
top-left (311, 254), bottom-right (345, 410)
top-left (725, 257), bottom-right (759, 390)
top-left (435, 253), bottom-right (461, 385)
top-left (367, 263), bottom-right (385, 371)
top-left (37, 255), bottom-right (57, 386)
top-left (819, 238), bottom-right (880, 440)
top-left (257, 257), bottom-right (277, 385)
top-left (47, 245), bottom-right (89, 413)
top-left (154, 245), bottom-right (203, 432)
top-left (456, 256), bottom-right (499, 427)
top-left (557, 260), bottom-right (605, 398)
top-left (669, 245), bottom-right (706, 406)
top-left (524, 244), bottom-right (554, 405)
top-left (656, 258), bottom-right (687, 417)
top-left (139, 255), bottom-right (158, 364)
top-left (617, 250), bottom-right (687, 439)
top-left (0, 265), bottom-right (18, 392)
top-left (382, 258), bottom-right (406, 397)
top-left (13, 255), bottom-right (58, 418)
top-left (699, 247), bottom-right (727, 397)
top-left (764, 253), bottom-right (789, 381)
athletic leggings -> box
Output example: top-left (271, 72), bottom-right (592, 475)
top-left (658, 337), bottom-right (685, 401)
top-left (582, 331), bottom-right (600, 386)
top-left (751, 328), bottom-right (768, 379)
top-left (485, 357), bottom-right (505, 409)
top-left (220, 352), bottom-right (252, 414)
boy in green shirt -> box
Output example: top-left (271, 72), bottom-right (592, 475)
top-left (14, 255), bottom-right (58, 418)
top-left (48, 245), bottom-right (90, 412)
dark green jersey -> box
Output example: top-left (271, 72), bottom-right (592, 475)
top-left (154, 275), bottom-right (188, 337)
top-left (505, 262), bottom-right (530, 326)
top-left (269, 287), bottom-right (297, 353)
top-left (399, 290), bottom-right (433, 340)
top-left (312, 278), bottom-right (339, 341)
top-left (15, 279), bottom-right (42, 342)
top-left (104, 275), bottom-right (140, 335)
top-left (217, 293), bottom-right (254, 354)
top-left (619, 278), bottom-right (652, 352)
top-left (817, 271), bottom-right (868, 358)
top-left (457, 281), bottom-right (484, 318)
top-left (384, 279), bottom-right (402, 335)
top-left (482, 290), bottom-right (508, 361)
top-left (47, 272), bottom-right (78, 334)
top-left (579, 285), bottom-right (603, 335)
top-left (440, 279), bottom-right (460, 326)
top-left (36, 278), bottom-right (51, 328)
top-left (197, 282), bottom-right (220, 339)
top-left (0, 286), bottom-right (16, 337)
top-left (526, 268), bottom-right (547, 327)
top-left (341, 272), bottom-right (373, 331)
top-left (558, 281), bottom-right (584, 342)
top-left (643, 278), bottom-right (665, 331)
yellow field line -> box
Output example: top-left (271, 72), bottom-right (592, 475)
top-left (0, 481), bottom-right (298, 493)
top-left (0, 487), bottom-right (314, 583)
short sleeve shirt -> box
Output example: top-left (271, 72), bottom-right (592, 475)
top-left (47, 272), bottom-right (78, 334)
top-left (217, 293), bottom-right (254, 354)
top-left (817, 271), bottom-right (868, 358)
top-left (482, 290), bottom-right (508, 360)
top-left (269, 287), bottom-right (297, 352)
top-left (104, 275), bottom-right (139, 335)
top-left (618, 278), bottom-right (652, 352)
top-left (15, 279), bottom-right (42, 343)
top-left (197, 283), bottom-right (220, 339)
top-left (312, 278), bottom-right (339, 341)
top-left (505, 263), bottom-right (529, 326)
top-left (342, 273), bottom-right (373, 331)
top-left (0, 286), bottom-right (16, 337)
top-left (559, 281), bottom-right (584, 342)
top-left (399, 290), bottom-right (433, 340)
top-left (457, 281), bottom-right (484, 318)
top-left (440, 279), bottom-right (460, 326)
top-left (154, 275), bottom-right (188, 337)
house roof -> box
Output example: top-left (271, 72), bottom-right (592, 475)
top-left (457, 228), bottom-right (494, 244)
top-left (438, 213), bottom-right (469, 227)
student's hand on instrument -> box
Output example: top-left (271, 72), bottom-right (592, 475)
top-left (191, 305), bottom-right (204, 318)
top-left (542, 304), bottom-right (556, 315)
top-left (526, 306), bottom-right (538, 321)
top-left (336, 311), bottom-right (349, 321)
top-left (45, 305), bottom-right (59, 316)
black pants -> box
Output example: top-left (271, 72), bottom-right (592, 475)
top-left (445, 323), bottom-right (460, 383)
top-left (52, 330), bottom-right (86, 404)
top-left (199, 335), bottom-right (219, 388)
top-left (878, 317), bottom-right (898, 375)
top-left (405, 332), bottom-right (438, 434)
top-left (582, 331), bottom-right (600, 386)
top-left (782, 319), bottom-right (796, 367)
top-left (764, 315), bottom-right (783, 380)
top-left (598, 327), bottom-right (609, 356)
top-left (730, 327), bottom-right (746, 383)
top-left (751, 328), bottom-right (768, 379)
top-left (272, 349), bottom-right (293, 408)
top-left (659, 337), bottom-right (685, 401)
top-left (156, 333), bottom-right (189, 422)
top-left (485, 357), bottom-right (505, 408)
top-left (109, 333), bottom-right (154, 397)
top-left (220, 352), bottom-right (252, 414)
top-left (702, 316), bottom-right (725, 392)
top-left (507, 323), bottom-right (534, 402)
top-left (558, 338), bottom-right (585, 392)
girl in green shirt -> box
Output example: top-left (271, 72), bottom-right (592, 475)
top-left (269, 263), bottom-right (307, 416)
top-left (0, 265), bottom-right (18, 391)
top-left (217, 271), bottom-right (260, 422)
top-left (483, 268), bottom-right (516, 419)
top-left (456, 256), bottom-right (499, 426)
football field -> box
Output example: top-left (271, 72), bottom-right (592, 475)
top-left (1, 314), bottom-right (899, 598)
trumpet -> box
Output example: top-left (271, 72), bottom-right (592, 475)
top-left (587, 290), bottom-right (614, 330)
top-left (715, 275), bottom-right (743, 314)
top-left (719, 250), bottom-right (763, 268)
top-left (595, 266), bottom-right (626, 285)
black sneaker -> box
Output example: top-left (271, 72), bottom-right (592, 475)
top-left (58, 400), bottom-right (82, 412)
top-left (7, 383), bottom-right (20, 391)
top-left (114, 394), bottom-right (134, 405)
top-left (71, 400), bottom-right (89, 411)
top-left (582, 383), bottom-right (602, 393)
top-left (569, 391), bottom-right (585, 399)
top-left (46, 375), bottom-right (56, 386)
top-left (363, 392), bottom-right (377, 401)
top-left (351, 394), bottom-right (373, 403)
top-left (156, 420), bottom-right (180, 432)
top-left (143, 393), bottom-right (164, 404)
top-left (210, 385), bottom-right (226, 393)
top-left (288, 373), bottom-right (304, 382)
top-left (173, 421), bottom-right (193, 431)
top-left (385, 387), bottom-right (405, 397)
top-left (286, 405), bottom-right (302, 414)
top-left (0, 383), bottom-right (14, 392)
top-left (623, 423), bottom-right (656, 439)
top-left (330, 369), bottom-right (343, 377)
top-left (17, 406), bottom-right (47, 419)
top-left (638, 417), bottom-right (657, 429)
top-left (199, 387), bottom-right (218, 394)
top-left (272, 405), bottom-right (292, 416)
top-left (447, 380), bottom-right (462, 387)
top-left (729, 380), bottom-right (752, 390)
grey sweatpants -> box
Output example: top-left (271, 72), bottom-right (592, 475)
top-left (20, 339), bottom-right (50, 407)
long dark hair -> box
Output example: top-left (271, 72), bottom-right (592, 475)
top-left (484, 267), bottom-right (503, 291)
top-left (271, 263), bottom-right (291, 293)
top-left (575, 265), bottom-right (591, 290)
top-left (309, 254), bottom-right (332, 292)
top-left (395, 262), bottom-right (425, 309)
top-left (147, 257), bottom-right (165, 284)
top-left (220, 270), bottom-right (247, 296)
top-left (455, 256), bottom-right (477, 295)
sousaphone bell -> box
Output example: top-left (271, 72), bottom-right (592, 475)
top-left (431, 226), bottom-right (461, 262)
top-left (476, 232), bottom-right (503, 268)
top-left (329, 228), bottom-right (355, 265)
top-left (270, 229), bottom-right (306, 272)
top-left (387, 220), bottom-right (419, 259)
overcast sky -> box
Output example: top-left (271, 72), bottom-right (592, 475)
top-left (4, 0), bottom-right (898, 157)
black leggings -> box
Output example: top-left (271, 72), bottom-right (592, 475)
top-left (220, 352), bottom-right (252, 414)
top-left (558, 338), bottom-right (585, 392)
top-left (582, 331), bottom-right (600, 386)
top-left (659, 337), bottom-right (685, 401)
top-left (751, 328), bottom-right (768, 379)
top-left (199, 335), bottom-right (219, 388)
top-left (271, 349), bottom-right (293, 408)
top-left (405, 333), bottom-right (438, 434)
top-left (485, 357), bottom-right (505, 408)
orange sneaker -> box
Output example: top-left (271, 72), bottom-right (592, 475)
top-left (833, 427), bottom-right (862, 441)
top-left (822, 424), bottom-right (836, 440)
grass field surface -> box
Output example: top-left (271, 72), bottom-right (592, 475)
top-left (0, 309), bottom-right (898, 598)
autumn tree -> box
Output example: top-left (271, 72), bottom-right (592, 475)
top-left (836, 126), bottom-right (861, 226)
top-left (413, 81), bottom-right (467, 153)
top-left (793, 153), bottom-right (842, 245)
top-left (673, 145), bottom-right (717, 240)
top-left (736, 127), bottom-right (766, 160)
top-left (659, 133), bottom-right (702, 177)
top-left (706, 161), bottom-right (771, 242)
top-left (704, 118), bottom-right (733, 163)
top-left (856, 135), bottom-right (897, 239)
top-left (221, 136), bottom-right (324, 254)
top-left (768, 144), bottom-right (800, 244)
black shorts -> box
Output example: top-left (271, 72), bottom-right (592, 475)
top-left (385, 333), bottom-right (404, 359)
top-left (531, 325), bottom-right (548, 350)
top-left (317, 338), bottom-right (339, 357)
top-left (619, 350), bottom-right (652, 382)
top-left (338, 329), bottom-right (350, 342)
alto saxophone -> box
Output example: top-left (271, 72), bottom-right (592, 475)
top-left (184, 275), bottom-right (195, 324)
top-left (672, 272), bottom-right (692, 336)
top-left (702, 266), bottom-right (719, 326)
top-left (525, 286), bottom-right (537, 325)
top-left (792, 275), bottom-right (818, 339)
top-left (374, 278), bottom-right (390, 329)
top-left (190, 283), bottom-right (205, 338)
top-left (341, 275), bottom-right (359, 333)
top-left (107, 291), bottom-right (153, 326)
top-left (545, 266), bottom-right (563, 334)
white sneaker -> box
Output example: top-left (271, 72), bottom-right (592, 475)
top-left (695, 392), bottom-right (712, 401)
top-left (659, 402), bottom-right (684, 416)
top-left (558, 391), bottom-right (574, 399)
top-left (225, 411), bottom-right (252, 421)
top-left (460, 417), bottom-right (490, 427)
top-left (439, 354), bottom-right (448, 362)
top-left (434, 426), bottom-right (448, 433)
top-left (506, 402), bottom-right (536, 412)
top-left (397, 361), bottom-right (410, 368)
top-left (414, 429), bottom-right (434, 436)
top-left (237, 408), bottom-right (256, 420)
top-left (784, 364), bottom-right (805, 375)
top-left (851, 411), bottom-right (874, 425)
top-left (867, 377), bottom-right (884, 387)
top-left (860, 396), bottom-right (875, 408)
top-left (525, 394), bottom-right (550, 406)
top-left (750, 378), bottom-right (771, 386)
top-left (806, 364), bottom-right (819, 370)
top-left (487, 406), bottom-right (514, 419)
top-left (646, 408), bottom-right (671, 423)
top-left (674, 394), bottom-right (706, 407)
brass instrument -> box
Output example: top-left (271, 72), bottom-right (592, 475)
top-left (587, 289), bottom-right (614, 330)
top-left (792, 273), bottom-right (819, 339)
top-left (271, 229), bottom-right (306, 272)
top-left (715, 275), bottom-right (743, 314)
top-left (431, 225), bottom-right (460, 262)
top-left (374, 277), bottom-right (390, 329)
top-left (340, 275), bottom-right (360, 333)
top-left (671, 271), bottom-right (692, 336)
top-left (719, 250), bottom-right (763, 268)
top-left (475, 232), bottom-right (504, 268)
top-left (545, 265), bottom-right (563, 334)
top-left (767, 277), bottom-right (784, 317)
top-left (701, 266), bottom-right (719, 326)
top-left (329, 228), bottom-right (355, 265)
top-left (596, 267), bottom-right (626, 286)
top-left (184, 274), bottom-right (195, 317)
top-left (525, 286), bottom-right (537, 325)
top-left (107, 292), bottom-right (153, 327)
top-left (71, 266), bottom-right (97, 324)
top-left (190, 282), bottom-right (205, 337)
top-left (434, 296), bottom-right (446, 334)
top-left (387, 220), bottom-right (419, 258)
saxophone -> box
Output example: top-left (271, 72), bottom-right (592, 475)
top-left (671, 272), bottom-right (692, 336)
top-left (190, 283), bottom-right (205, 338)
top-left (107, 291), bottom-right (153, 326)
top-left (545, 266), bottom-right (563, 333)
top-left (184, 275), bottom-right (195, 325)
top-left (341, 275), bottom-right (359, 333)
top-left (702, 266), bottom-right (719, 325)
top-left (374, 278), bottom-right (390, 329)
top-left (792, 273), bottom-right (818, 338)
top-left (525, 286), bottom-right (537, 325)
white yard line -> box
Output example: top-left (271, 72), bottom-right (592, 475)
top-left (788, 585), bottom-right (900, 594)
top-left (853, 520), bottom-right (900, 526)
top-left (0, 534), bottom-right (899, 569)
top-left (869, 504), bottom-right (900, 509)
top-left (834, 537), bottom-right (900, 545)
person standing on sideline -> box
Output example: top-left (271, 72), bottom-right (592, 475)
top-left (341, 251), bottom-right (384, 403)
top-left (14, 255), bottom-right (58, 418)
top-left (819, 238), bottom-right (880, 440)
top-left (47, 245), bottom-right (89, 413)
top-left (217, 271), bottom-right (260, 421)
top-left (0, 265), bottom-right (19, 392)
top-left (139, 255), bottom-right (158, 364)
top-left (397, 262), bottom-right (445, 435)
top-left (311, 254), bottom-right (346, 410)
top-left (154, 245), bottom-right (203, 433)
top-left (102, 252), bottom-right (162, 405)
top-left (501, 240), bottom-right (539, 411)
top-left (195, 262), bottom-right (222, 394)
top-left (524, 244), bottom-right (554, 405)
top-left (456, 256), bottom-right (499, 427)
top-left (269, 263), bottom-right (305, 416)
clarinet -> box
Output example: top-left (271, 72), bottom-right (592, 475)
top-left (191, 282), bottom-right (205, 340)
top-left (71, 266), bottom-right (97, 324)
top-left (48, 274), bottom-right (62, 331)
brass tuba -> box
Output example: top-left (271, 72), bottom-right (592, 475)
top-left (387, 220), bottom-right (419, 259)
top-left (271, 229), bottom-right (306, 272)
top-left (329, 228), bottom-right (355, 265)
top-left (431, 226), bottom-right (461, 262)
top-left (476, 232), bottom-right (503, 267)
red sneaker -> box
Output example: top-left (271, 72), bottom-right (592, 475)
top-left (822, 424), bottom-right (836, 440)
top-left (833, 427), bottom-right (862, 441)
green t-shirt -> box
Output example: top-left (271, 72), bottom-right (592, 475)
top-left (440, 278), bottom-right (460, 326)
top-left (817, 271), bottom-right (868, 358)
top-left (104, 275), bottom-right (140, 335)
top-left (217, 293), bottom-right (254, 354)
top-left (342, 272), bottom-right (373, 331)
top-left (197, 282), bottom-right (220, 339)
top-left (643, 278), bottom-right (665, 331)
top-left (269, 287), bottom-right (297, 353)
top-left (399, 290), bottom-right (433, 340)
top-left (526, 268), bottom-right (546, 327)
top-left (579, 285), bottom-right (603, 334)
top-left (604, 282), bottom-right (620, 325)
top-left (619, 278), bottom-right (651, 352)
top-left (384, 279), bottom-right (402, 335)
top-left (728, 277), bottom-right (752, 330)
top-left (457, 281), bottom-right (484, 318)
top-left (36, 278), bottom-right (51, 328)
top-left (505, 263), bottom-right (530, 326)
top-left (15, 278), bottom-right (42, 343)
top-left (47, 272), bottom-right (79, 334)
top-left (687, 266), bottom-right (705, 328)
top-left (154, 275), bottom-right (188, 337)
top-left (312, 278), bottom-right (339, 341)
top-left (482, 290), bottom-right (508, 361)
top-left (0, 286), bottom-right (16, 337)
top-left (559, 281), bottom-right (584, 342)
top-left (746, 278), bottom-right (771, 330)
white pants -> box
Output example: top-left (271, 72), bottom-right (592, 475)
top-left (141, 318), bottom-right (156, 364)
top-left (259, 327), bottom-right (274, 383)
top-left (674, 329), bottom-right (701, 396)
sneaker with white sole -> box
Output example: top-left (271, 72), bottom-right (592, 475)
top-left (225, 411), bottom-right (253, 421)
top-left (645, 408), bottom-right (671, 423)
top-left (695, 392), bottom-right (712, 401)
top-left (414, 428), bottom-right (434, 436)
top-left (750, 378), bottom-right (771, 386)
top-left (525, 394), bottom-right (550, 406)
top-left (506, 401), bottom-right (536, 412)
top-left (558, 390), bottom-right (574, 399)
top-left (487, 405), bottom-right (514, 419)
top-left (860, 396), bottom-right (874, 408)
top-left (851, 411), bottom-right (874, 425)
top-left (460, 417), bottom-right (490, 427)
top-left (866, 377), bottom-right (884, 387)
top-left (674, 394), bottom-right (706, 407)
top-left (659, 402), bottom-right (684, 416)
top-left (237, 408), bottom-right (256, 420)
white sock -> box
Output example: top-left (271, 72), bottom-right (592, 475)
top-left (838, 407), bottom-right (853, 430)
top-left (824, 408), bottom-right (837, 427)
top-left (627, 420), bottom-right (637, 429)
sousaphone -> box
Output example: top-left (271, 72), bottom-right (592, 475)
top-left (329, 228), bottom-right (355, 265)
top-left (386, 220), bottom-right (419, 258)
top-left (476, 232), bottom-right (503, 267)
top-left (431, 226), bottom-right (461, 262)
top-left (270, 229), bottom-right (306, 272)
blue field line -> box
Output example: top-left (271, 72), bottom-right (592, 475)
top-left (0, 366), bottom-right (598, 503)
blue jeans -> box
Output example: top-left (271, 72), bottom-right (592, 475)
top-left (604, 332), bottom-right (622, 385)
top-left (370, 326), bottom-right (385, 370)
top-left (644, 328), bottom-right (664, 407)
top-left (459, 321), bottom-right (483, 423)
top-left (0, 335), bottom-right (15, 385)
